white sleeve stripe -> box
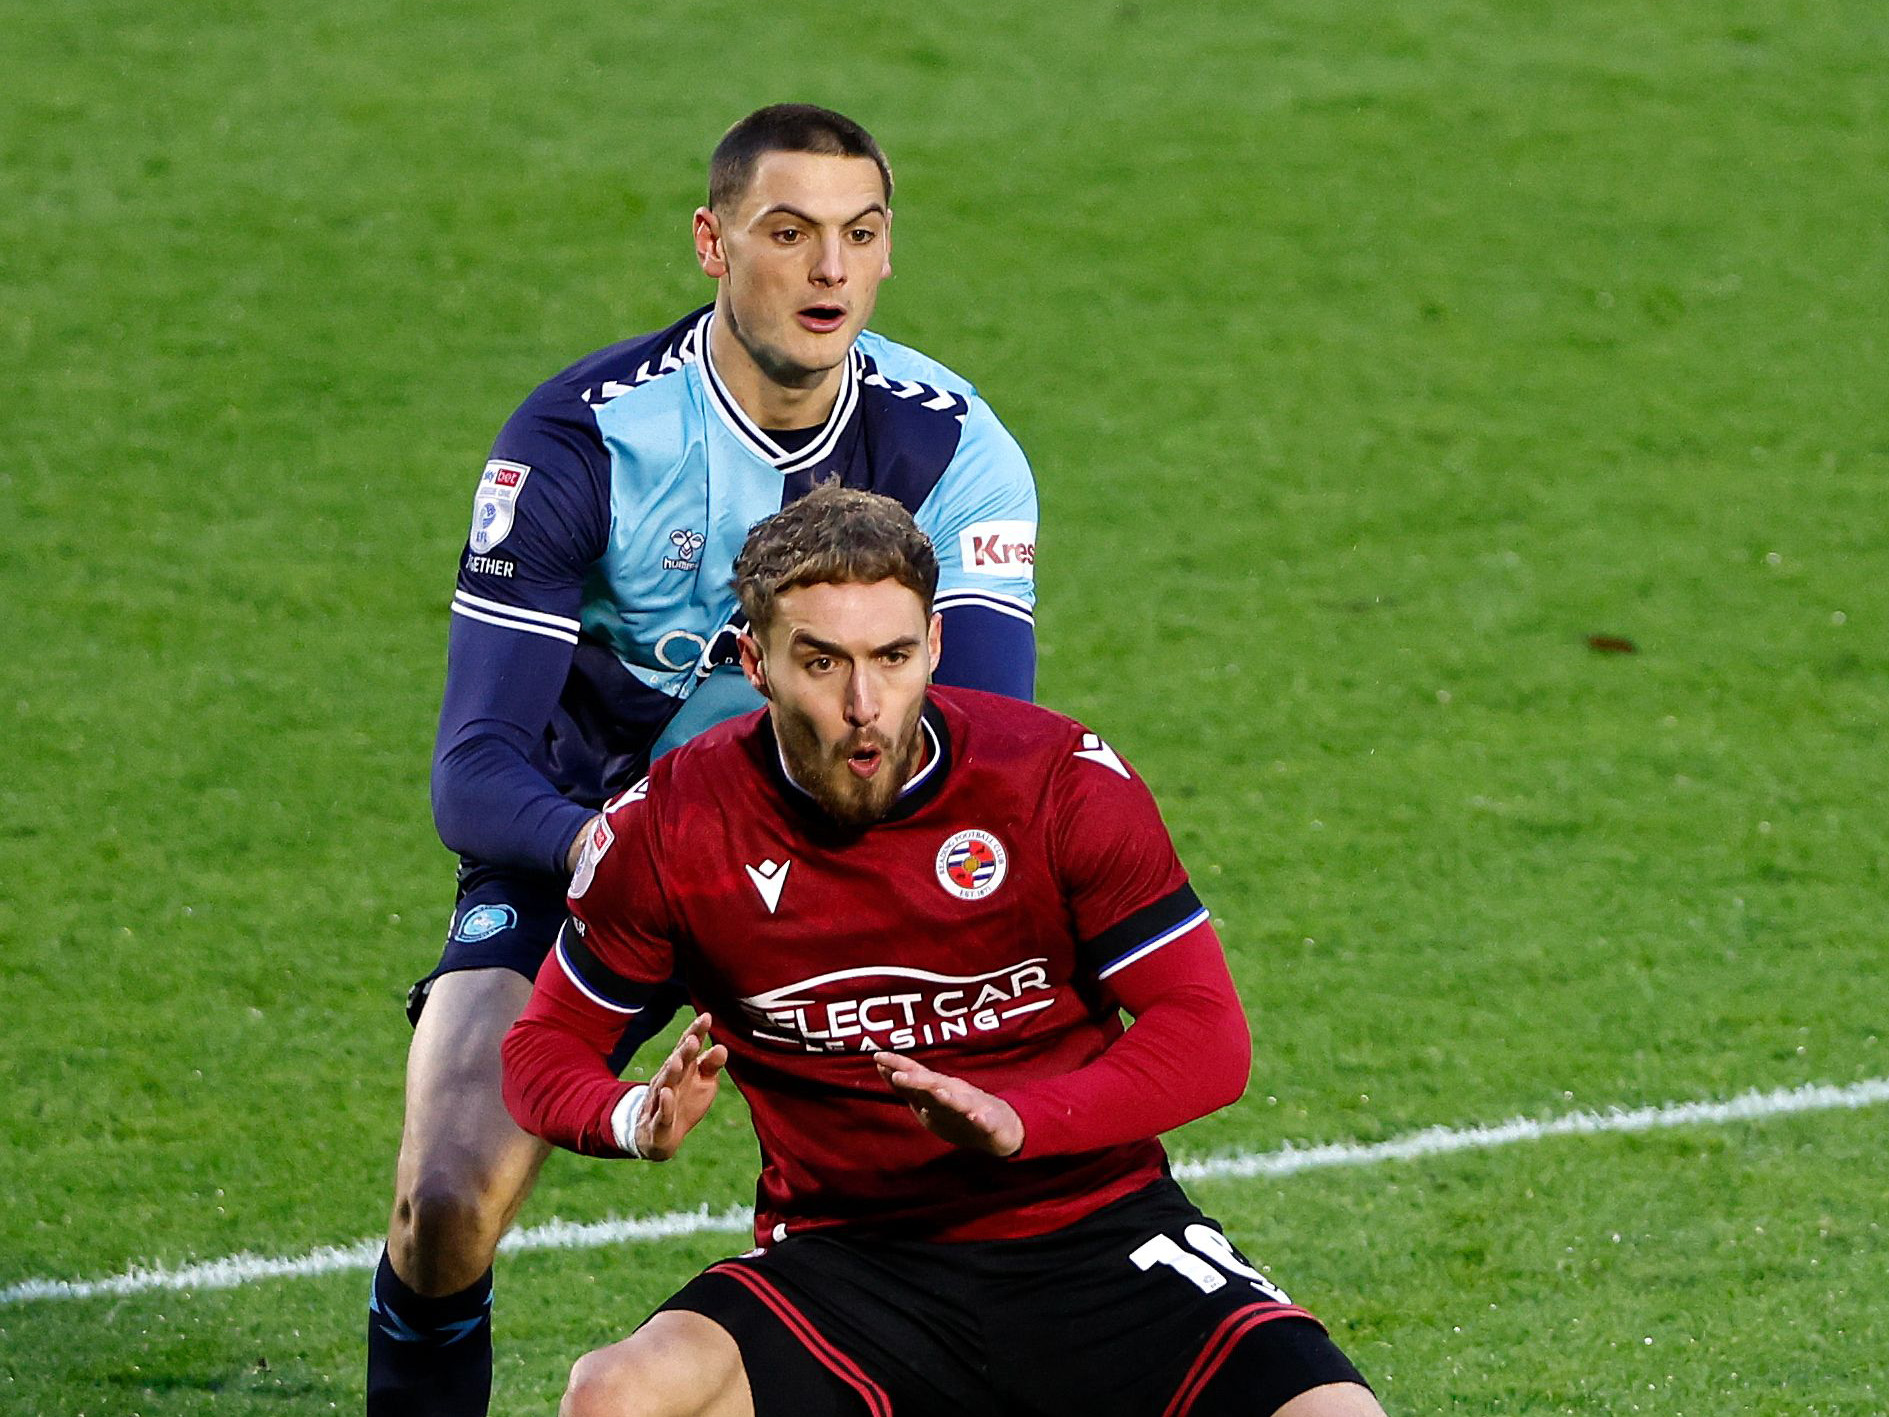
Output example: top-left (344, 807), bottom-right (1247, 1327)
top-left (556, 937), bottom-right (646, 1016)
top-left (935, 588), bottom-right (1032, 612)
top-left (451, 602), bottom-right (581, 645)
top-left (935, 594), bottom-right (1035, 626)
top-left (453, 590), bottom-right (581, 631)
top-left (1095, 908), bottom-right (1212, 980)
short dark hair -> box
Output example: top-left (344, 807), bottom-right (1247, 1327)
top-left (732, 483), bottom-right (937, 635)
top-left (708, 104), bottom-right (893, 213)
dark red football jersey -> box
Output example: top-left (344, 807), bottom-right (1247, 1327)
top-left (527, 687), bottom-right (1242, 1243)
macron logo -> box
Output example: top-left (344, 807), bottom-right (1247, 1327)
top-left (746, 859), bottom-right (791, 914)
top-left (1074, 732), bottom-right (1130, 779)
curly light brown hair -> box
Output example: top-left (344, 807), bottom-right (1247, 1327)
top-left (732, 483), bottom-right (938, 635)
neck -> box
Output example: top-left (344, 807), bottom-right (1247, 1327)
top-left (709, 303), bottom-right (846, 430)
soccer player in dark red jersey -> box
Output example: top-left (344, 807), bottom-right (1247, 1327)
top-left (373, 106), bottom-right (1037, 1417)
top-left (503, 486), bottom-right (1384, 1417)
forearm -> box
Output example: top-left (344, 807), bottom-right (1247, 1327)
top-left (1001, 929), bottom-right (1250, 1156)
top-left (500, 960), bottom-right (637, 1157)
top-left (433, 735), bottom-right (598, 874)
top-left (432, 612), bottom-right (593, 874)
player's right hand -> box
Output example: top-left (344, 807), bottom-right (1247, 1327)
top-left (873, 1051), bottom-right (1025, 1157)
top-left (636, 1014), bottom-right (728, 1162)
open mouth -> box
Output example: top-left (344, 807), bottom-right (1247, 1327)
top-left (845, 744), bottom-right (884, 779)
top-left (797, 304), bottom-right (847, 334)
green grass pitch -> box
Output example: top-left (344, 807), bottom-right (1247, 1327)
top-left (3, 1), bottom-right (1885, 1411)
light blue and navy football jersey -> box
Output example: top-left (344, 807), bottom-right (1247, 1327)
top-left (434, 305), bottom-right (1038, 876)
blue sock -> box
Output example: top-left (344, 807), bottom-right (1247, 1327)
top-left (366, 1248), bottom-right (494, 1416)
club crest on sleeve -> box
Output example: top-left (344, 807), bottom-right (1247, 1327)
top-left (469, 460), bottom-right (530, 555)
top-left (453, 903), bottom-right (517, 943)
top-left (568, 815), bottom-right (615, 899)
top-left (935, 829), bottom-right (1007, 900)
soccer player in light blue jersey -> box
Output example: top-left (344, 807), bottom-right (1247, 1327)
top-left (365, 105), bottom-right (1039, 1416)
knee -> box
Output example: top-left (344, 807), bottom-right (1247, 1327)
top-left (388, 1169), bottom-right (508, 1285)
top-left (561, 1317), bottom-right (740, 1417)
top-left (1273, 1381), bottom-right (1388, 1417)
top-left (560, 1347), bottom-right (648, 1417)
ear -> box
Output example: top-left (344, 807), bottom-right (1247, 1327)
top-left (925, 611), bottom-right (942, 677)
top-left (881, 208), bottom-right (894, 280)
top-left (694, 207), bottom-right (728, 280)
top-left (739, 632), bottom-right (770, 698)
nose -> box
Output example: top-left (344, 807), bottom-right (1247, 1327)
top-left (844, 666), bottom-right (880, 727)
top-left (811, 232), bottom-right (847, 288)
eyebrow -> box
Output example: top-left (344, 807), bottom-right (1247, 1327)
top-left (752, 202), bottom-right (889, 228)
top-left (792, 631), bottom-right (920, 658)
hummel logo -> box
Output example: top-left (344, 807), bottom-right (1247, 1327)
top-left (745, 859), bottom-right (791, 914)
top-left (1074, 732), bottom-right (1130, 779)
top-left (663, 527), bottom-right (706, 572)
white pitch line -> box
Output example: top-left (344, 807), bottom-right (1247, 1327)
top-left (6, 1077), bottom-right (1887, 1308)
top-left (0, 1207), bottom-right (756, 1308)
top-left (1170, 1075), bottom-right (1889, 1181)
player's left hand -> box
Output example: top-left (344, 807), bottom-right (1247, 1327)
top-left (873, 1051), bottom-right (1024, 1158)
top-left (637, 1014), bottom-right (728, 1162)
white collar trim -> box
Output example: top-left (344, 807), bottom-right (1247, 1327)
top-left (700, 312), bottom-right (862, 475)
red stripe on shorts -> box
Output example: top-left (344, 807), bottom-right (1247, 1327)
top-left (707, 1262), bottom-right (894, 1417)
top-left (1162, 1302), bottom-right (1320, 1417)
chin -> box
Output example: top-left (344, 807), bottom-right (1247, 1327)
top-left (805, 768), bottom-right (901, 828)
top-left (824, 782), bottom-right (896, 828)
top-left (754, 337), bottom-right (844, 388)
top-left (793, 331), bottom-right (855, 371)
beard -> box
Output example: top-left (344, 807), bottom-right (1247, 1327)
top-left (773, 702), bottom-right (925, 828)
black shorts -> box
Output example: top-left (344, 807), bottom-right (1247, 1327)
top-left (406, 861), bottom-right (682, 1069)
top-left (656, 1178), bottom-right (1368, 1417)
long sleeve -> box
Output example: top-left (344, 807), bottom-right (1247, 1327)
top-left (431, 399), bottom-right (610, 872)
top-left (502, 787), bottom-right (680, 1154)
top-left (501, 938), bottom-right (638, 1157)
top-left (432, 613), bottom-right (596, 873)
top-left (1001, 920), bottom-right (1249, 1156)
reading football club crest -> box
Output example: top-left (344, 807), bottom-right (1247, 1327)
top-left (469, 460), bottom-right (530, 555)
top-left (935, 829), bottom-right (1007, 900)
top-left (454, 904), bottom-right (517, 943)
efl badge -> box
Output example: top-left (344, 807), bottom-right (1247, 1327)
top-left (469, 460), bottom-right (530, 555)
top-left (568, 814), bottom-right (615, 900)
top-left (936, 829), bottom-right (1008, 901)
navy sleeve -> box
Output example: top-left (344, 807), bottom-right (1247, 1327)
top-left (934, 602), bottom-right (1036, 700)
top-left (431, 395), bottom-right (610, 875)
top-left (912, 396), bottom-right (1038, 703)
top-left (432, 616), bottom-right (598, 874)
